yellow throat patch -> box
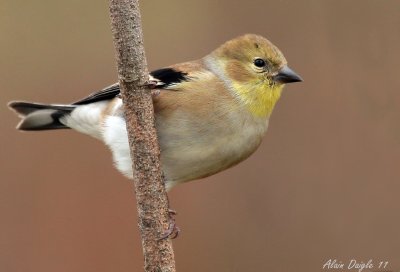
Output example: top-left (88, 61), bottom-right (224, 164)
top-left (232, 80), bottom-right (283, 118)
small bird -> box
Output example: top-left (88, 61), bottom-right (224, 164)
top-left (8, 34), bottom-right (302, 191)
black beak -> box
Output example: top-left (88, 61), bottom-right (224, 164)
top-left (273, 65), bottom-right (303, 84)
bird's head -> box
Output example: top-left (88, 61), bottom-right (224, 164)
top-left (207, 34), bottom-right (302, 117)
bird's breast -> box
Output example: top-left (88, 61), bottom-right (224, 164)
top-left (154, 96), bottom-right (269, 189)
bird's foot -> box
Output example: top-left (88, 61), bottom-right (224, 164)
top-left (159, 209), bottom-right (180, 240)
top-left (151, 89), bottom-right (161, 97)
top-left (145, 74), bottom-right (163, 89)
top-left (145, 79), bottom-right (159, 89)
top-left (143, 79), bottom-right (161, 97)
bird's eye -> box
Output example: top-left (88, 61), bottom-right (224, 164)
top-left (253, 58), bottom-right (266, 68)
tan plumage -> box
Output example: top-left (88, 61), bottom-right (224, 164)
top-left (8, 34), bottom-right (302, 190)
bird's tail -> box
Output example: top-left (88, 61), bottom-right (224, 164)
top-left (8, 101), bottom-right (75, 131)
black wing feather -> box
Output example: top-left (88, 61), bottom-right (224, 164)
top-left (72, 68), bottom-right (188, 105)
top-left (73, 84), bottom-right (121, 105)
top-left (150, 68), bottom-right (188, 87)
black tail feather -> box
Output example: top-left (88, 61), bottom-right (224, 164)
top-left (8, 101), bottom-right (75, 131)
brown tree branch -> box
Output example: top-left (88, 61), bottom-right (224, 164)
top-left (108, 1), bottom-right (176, 271)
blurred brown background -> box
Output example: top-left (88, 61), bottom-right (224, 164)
top-left (1, 1), bottom-right (400, 271)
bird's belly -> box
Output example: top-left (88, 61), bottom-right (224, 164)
top-left (160, 135), bottom-right (263, 190)
top-left (157, 115), bottom-right (268, 189)
top-left (102, 114), bottom-right (268, 190)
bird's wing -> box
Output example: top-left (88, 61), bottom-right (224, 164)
top-left (73, 83), bottom-right (121, 105)
top-left (72, 65), bottom-right (198, 105)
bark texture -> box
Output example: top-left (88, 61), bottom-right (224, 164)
top-left (108, 1), bottom-right (176, 271)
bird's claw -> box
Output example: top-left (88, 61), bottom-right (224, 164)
top-left (145, 79), bottom-right (159, 89)
top-left (142, 80), bottom-right (161, 97)
top-left (151, 89), bottom-right (161, 97)
top-left (168, 209), bottom-right (177, 216)
top-left (158, 209), bottom-right (180, 240)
